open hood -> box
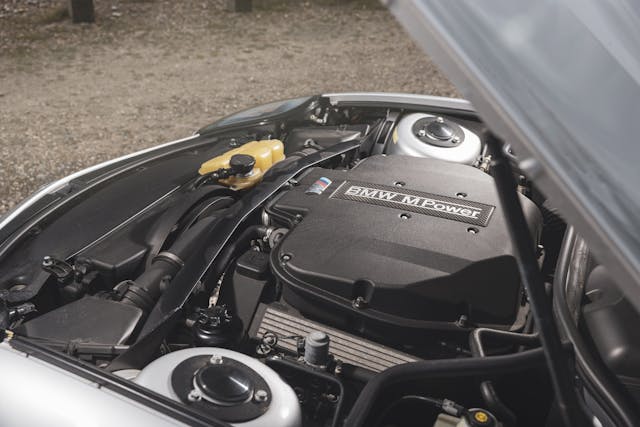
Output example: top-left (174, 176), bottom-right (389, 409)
top-left (387, 0), bottom-right (640, 310)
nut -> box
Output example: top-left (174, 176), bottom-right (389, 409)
top-left (254, 389), bottom-right (269, 403)
top-left (187, 389), bottom-right (202, 402)
top-left (352, 296), bottom-right (367, 309)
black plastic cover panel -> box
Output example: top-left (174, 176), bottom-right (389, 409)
top-left (268, 155), bottom-right (541, 331)
top-left (18, 296), bottom-right (143, 345)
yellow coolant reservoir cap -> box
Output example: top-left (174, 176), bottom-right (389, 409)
top-left (198, 139), bottom-right (285, 190)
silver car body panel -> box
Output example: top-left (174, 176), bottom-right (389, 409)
top-left (0, 342), bottom-right (184, 426)
top-left (388, 0), bottom-right (640, 310)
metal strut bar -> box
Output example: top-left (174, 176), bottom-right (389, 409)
top-left (487, 137), bottom-right (586, 427)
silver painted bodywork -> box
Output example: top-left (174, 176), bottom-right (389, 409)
top-left (134, 348), bottom-right (302, 427)
top-left (0, 341), bottom-right (185, 426)
top-left (390, 112), bottom-right (481, 164)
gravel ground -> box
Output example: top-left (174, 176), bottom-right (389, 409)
top-left (0, 0), bottom-right (457, 214)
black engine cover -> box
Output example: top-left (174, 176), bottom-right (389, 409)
top-left (267, 155), bottom-right (541, 335)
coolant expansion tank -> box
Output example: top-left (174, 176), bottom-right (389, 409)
top-left (199, 139), bottom-right (285, 190)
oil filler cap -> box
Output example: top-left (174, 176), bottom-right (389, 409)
top-left (194, 364), bottom-right (253, 405)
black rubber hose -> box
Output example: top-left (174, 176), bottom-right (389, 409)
top-left (344, 347), bottom-right (549, 427)
top-left (205, 224), bottom-right (269, 287)
top-left (469, 329), bottom-right (539, 358)
top-left (145, 223), bottom-right (267, 298)
top-left (469, 328), bottom-right (540, 427)
top-left (144, 186), bottom-right (233, 268)
top-left (119, 216), bottom-right (220, 311)
top-left (487, 138), bottom-right (586, 427)
top-left (118, 257), bottom-right (183, 311)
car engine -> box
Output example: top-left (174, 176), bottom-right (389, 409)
top-left (0, 98), bottom-right (564, 427)
top-left (267, 155), bottom-right (541, 336)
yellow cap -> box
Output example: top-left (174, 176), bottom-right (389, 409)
top-left (474, 411), bottom-right (489, 423)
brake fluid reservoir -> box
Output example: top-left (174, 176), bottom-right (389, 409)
top-left (199, 139), bottom-right (285, 190)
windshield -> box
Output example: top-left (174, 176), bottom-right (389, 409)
top-left (199, 97), bottom-right (312, 133)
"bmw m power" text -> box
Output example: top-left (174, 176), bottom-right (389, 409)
top-left (331, 181), bottom-right (495, 226)
top-left (344, 185), bottom-right (482, 219)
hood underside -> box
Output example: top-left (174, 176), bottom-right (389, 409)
top-left (387, 0), bottom-right (640, 310)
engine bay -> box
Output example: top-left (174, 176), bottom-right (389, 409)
top-left (0, 96), bottom-right (598, 427)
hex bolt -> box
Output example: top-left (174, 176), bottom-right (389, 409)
top-left (254, 389), bottom-right (269, 403)
top-left (352, 296), bottom-right (367, 309)
top-left (42, 256), bottom-right (53, 267)
top-left (209, 354), bottom-right (223, 365)
top-left (417, 129), bottom-right (427, 137)
top-left (187, 389), bottom-right (202, 402)
top-left (436, 116), bottom-right (444, 123)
